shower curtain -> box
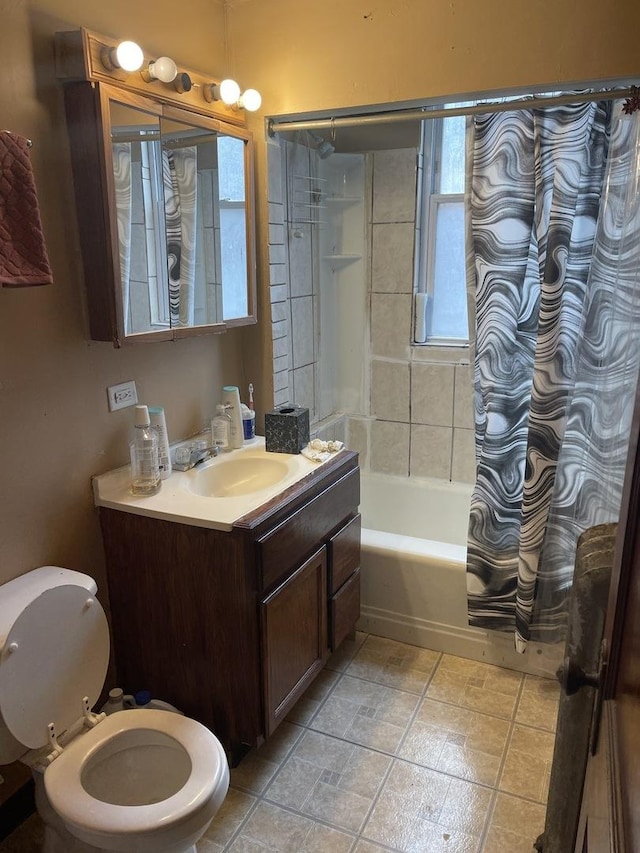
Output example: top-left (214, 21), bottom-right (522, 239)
top-left (465, 101), bottom-right (613, 650)
top-left (163, 147), bottom-right (198, 327)
top-left (111, 142), bottom-right (132, 333)
top-left (530, 109), bottom-right (640, 648)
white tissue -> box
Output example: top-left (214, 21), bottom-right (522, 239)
top-left (301, 438), bottom-right (344, 463)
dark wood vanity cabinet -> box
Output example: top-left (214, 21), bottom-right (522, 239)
top-left (98, 451), bottom-right (360, 763)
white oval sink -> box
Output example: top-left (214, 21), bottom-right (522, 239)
top-left (187, 456), bottom-right (291, 498)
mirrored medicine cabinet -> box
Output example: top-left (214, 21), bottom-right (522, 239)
top-left (55, 29), bottom-right (257, 346)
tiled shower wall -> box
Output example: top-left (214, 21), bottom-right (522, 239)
top-left (267, 140), bottom-right (476, 483)
top-left (266, 138), bottom-right (320, 420)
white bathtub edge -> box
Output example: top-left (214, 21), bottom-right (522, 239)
top-left (357, 605), bottom-right (562, 678)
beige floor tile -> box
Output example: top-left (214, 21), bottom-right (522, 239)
top-left (346, 636), bottom-right (441, 693)
top-left (302, 779), bottom-right (375, 833)
top-left (266, 755), bottom-right (325, 810)
top-left (438, 777), bottom-right (493, 836)
top-left (311, 675), bottom-right (419, 753)
top-left (487, 792), bottom-right (546, 851)
top-left (498, 724), bottom-right (556, 803)
top-left (515, 676), bottom-right (560, 732)
top-left (227, 837), bottom-right (267, 852)
top-left (363, 758), bottom-right (490, 850)
top-left (196, 839), bottom-right (224, 852)
top-left (202, 788), bottom-right (257, 846)
top-left (268, 730), bottom-right (391, 833)
top-left (436, 656), bottom-right (522, 695)
top-left (234, 802), bottom-right (314, 852)
top-left (406, 819), bottom-right (479, 853)
top-left (427, 658), bottom-right (521, 720)
top-left (230, 722), bottom-right (304, 794)
top-left (300, 822), bottom-right (355, 852)
top-left (436, 741), bottom-right (503, 787)
top-left (352, 842), bottom-right (391, 852)
top-left (399, 697), bottom-right (510, 785)
top-left (482, 826), bottom-right (539, 853)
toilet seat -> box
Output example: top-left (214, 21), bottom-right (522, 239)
top-left (43, 709), bottom-right (229, 849)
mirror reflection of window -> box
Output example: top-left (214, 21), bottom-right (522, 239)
top-left (218, 136), bottom-right (248, 320)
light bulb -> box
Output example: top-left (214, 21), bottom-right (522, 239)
top-left (114, 41), bottom-right (144, 72)
top-left (147, 56), bottom-right (178, 83)
top-left (219, 78), bottom-right (241, 105)
top-left (239, 88), bottom-right (262, 112)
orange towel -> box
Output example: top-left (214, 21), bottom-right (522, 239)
top-left (0, 131), bottom-right (53, 287)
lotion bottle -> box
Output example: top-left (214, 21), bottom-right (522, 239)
top-left (222, 385), bottom-right (243, 449)
top-left (148, 406), bottom-right (172, 479)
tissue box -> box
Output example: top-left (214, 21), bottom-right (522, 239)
top-left (265, 406), bottom-right (310, 454)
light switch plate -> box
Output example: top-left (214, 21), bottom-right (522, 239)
top-left (107, 380), bottom-right (138, 412)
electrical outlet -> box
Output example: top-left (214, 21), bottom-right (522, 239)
top-left (107, 380), bottom-right (138, 412)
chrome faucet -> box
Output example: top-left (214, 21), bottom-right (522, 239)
top-left (172, 443), bottom-right (219, 472)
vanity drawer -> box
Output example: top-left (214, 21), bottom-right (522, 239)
top-left (330, 568), bottom-right (361, 651)
top-left (258, 468), bottom-right (360, 594)
top-left (328, 514), bottom-right (361, 594)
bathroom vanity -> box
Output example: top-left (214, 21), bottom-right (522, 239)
top-left (94, 444), bottom-right (360, 763)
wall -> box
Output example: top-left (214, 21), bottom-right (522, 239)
top-left (231, 0), bottom-right (640, 469)
top-left (0, 0), bottom-right (247, 595)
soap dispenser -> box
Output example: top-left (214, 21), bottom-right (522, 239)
top-left (221, 385), bottom-right (243, 449)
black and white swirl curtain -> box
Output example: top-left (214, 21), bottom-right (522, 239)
top-left (465, 101), bottom-right (616, 651)
top-left (163, 147), bottom-right (197, 327)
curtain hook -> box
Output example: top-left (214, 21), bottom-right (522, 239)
top-left (330, 118), bottom-right (336, 145)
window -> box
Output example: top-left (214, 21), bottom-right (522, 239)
top-left (414, 115), bottom-right (468, 344)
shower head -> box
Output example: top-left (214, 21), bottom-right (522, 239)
top-left (309, 131), bottom-right (335, 159)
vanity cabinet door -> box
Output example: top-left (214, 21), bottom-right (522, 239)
top-left (260, 546), bottom-right (328, 736)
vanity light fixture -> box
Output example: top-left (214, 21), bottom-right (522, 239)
top-left (142, 56), bottom-right (178, 83)
top-left (203, 78), bottom-right (241, 105)
top-left (237, 88), bottom-right (262, 112)
top-left (101, 40), bottom-right (144, 73)
top-left (173, 72), bottom-right (193, 94)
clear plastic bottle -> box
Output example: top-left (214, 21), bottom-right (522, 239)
top-left (102, 687), bottom-right (125, 714)
top-left (211, 403), bottom-right (232, 451)
top-left (130, 405), bottom-right (161, 496)
top-left (148, 406), bottom-right (172, 479)
top-left (222, 385), bottom-right (244, 449)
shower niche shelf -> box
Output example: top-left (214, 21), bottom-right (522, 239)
top-left (325, 196), bottom-right (362, 206)
top-left (322, 253), bottom-right (362, 271)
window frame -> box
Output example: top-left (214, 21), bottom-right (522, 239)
top-left (414, 118), bottom-right (469, 348)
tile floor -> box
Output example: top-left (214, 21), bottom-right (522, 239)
top-left (0, 633), bottom-right (560, 853)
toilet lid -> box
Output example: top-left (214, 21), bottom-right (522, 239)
top-left (0, 585), bottom-right (109, 750)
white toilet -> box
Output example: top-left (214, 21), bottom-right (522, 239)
top-left (0, 566), bottom-right (229, 853)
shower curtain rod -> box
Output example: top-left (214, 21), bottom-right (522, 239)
top-left (267, 87), bottom-right (637, 135)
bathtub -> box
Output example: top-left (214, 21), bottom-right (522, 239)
top-left (357, 471), bottom-right (556, 676)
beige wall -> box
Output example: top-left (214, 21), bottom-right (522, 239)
top-left (229, 0), bottom-right (639, 117)
top-left (0, 0), bottom-right (247, 593)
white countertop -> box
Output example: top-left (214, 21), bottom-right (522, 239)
top-left (92, 437), bottom-right (324, 532)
